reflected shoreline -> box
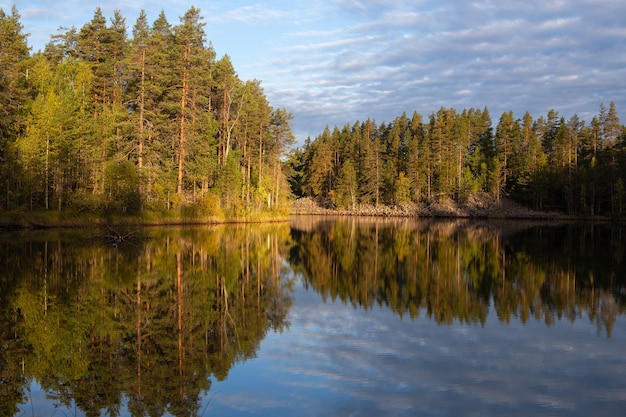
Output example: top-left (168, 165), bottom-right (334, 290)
top-left (288, 216), bottom-right (625, 332)
top-left (1, 224), bottom-right (294, 417)
top-left (1, 218), bottom-right (624, 416)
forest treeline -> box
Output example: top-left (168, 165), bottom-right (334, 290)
top-left (3, 6), bottom-right (626, 220)
top-left (287, 103), bottom-right (626, 216)
top-left (0, 6), bottom-right (294, 217)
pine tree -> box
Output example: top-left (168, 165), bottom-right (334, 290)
top-left (495, 110), bottom-right (520, 199)
top-left (453, 110), bottom-right (468, 199)
top-left (356, 119), bottom-right (380, 205)
top-left (603, 101), bottom-right (621, 147)
top-left (172, 7), bottom-right (208, 196)
top-left (16, 56), bottom-right (53, 209)
top-left (335, 158), bottom-right (357, 209)
top-left (267, 108), bottom-right (295, 209)
top-left (406, 111), bottom-right (426, 201)
top-left (510, 112), bottom-right (545, 208)
top-left (128, 10), bottom-right (151, 171)
top-left (427, 107), bottom-right (457, 199)
top-left (238, 80), bottom-right (270, 208)
top-left (213, 55), bottom-right (242, 168)
top-left (0, 6), bottom-right (30, 209)
top-left (302, 127), bottom-right (334, 200)
top-left (43, 26), bottom-right (79, 63)
top-left (77, 8), bottom-right (110, 109)
top-left (137, 11), bottom-right (175, 206)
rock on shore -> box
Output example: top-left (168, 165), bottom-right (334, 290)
top-left (290, 193), bottom-right (559, 219)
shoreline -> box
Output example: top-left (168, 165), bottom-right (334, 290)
top-left (0, 212), bottom-right (290, 232)
top-left (289, 195), bottom-right (568, 220)
top-left (2, 194), bottom-right (620, 232)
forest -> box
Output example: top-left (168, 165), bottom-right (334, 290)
top-left (2, 6), bottom-right (626, 220)
top-left (0, 6), bottom-right (294, 219)
top-left (287, 103), bottom-right (626, 216)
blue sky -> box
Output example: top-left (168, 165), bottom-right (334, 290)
top-left (3, 0), bottom-right (626, 144)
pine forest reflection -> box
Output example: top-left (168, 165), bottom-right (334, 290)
top-left (288, 217), bottom-right (625, 334)
top-left (1, 218), bottom-right (625, 416)
top-left (1, 225), bottom-right (294, 417)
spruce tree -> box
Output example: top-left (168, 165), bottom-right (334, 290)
top-left (0, 6), bottom-right (30, 209)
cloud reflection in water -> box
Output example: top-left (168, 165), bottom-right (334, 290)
top-left (210, 278), bottom-right (626, 417)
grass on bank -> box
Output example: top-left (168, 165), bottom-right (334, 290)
top-left (0, 203), bottom-right (290, 230)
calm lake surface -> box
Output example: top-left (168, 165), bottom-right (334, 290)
top-left (2, 217), bottom-right (625, 417)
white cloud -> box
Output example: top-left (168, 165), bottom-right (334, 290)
top-left (207, 4), bottom-right (296, 24)
top-left (204, 274), bottom-right (626, 416)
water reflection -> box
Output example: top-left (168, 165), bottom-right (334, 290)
top-left (1, 218), bottom-right (625, 416)
top-left (288, 217), bottom-right (625, 335)
top-left (0, 225), bottom-right (294, 417)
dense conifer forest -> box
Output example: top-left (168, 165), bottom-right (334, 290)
top-left (288, 103), bottom-right (626, 217)
top-left (1, 6), bottom-right (294, 219)
top-left (2, 6), bottom-right (625, 220)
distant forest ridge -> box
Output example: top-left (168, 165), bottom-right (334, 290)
top-left (1, 6), bottom-right (625, 218)
top-left (288, 103), bottom-right (625, 217)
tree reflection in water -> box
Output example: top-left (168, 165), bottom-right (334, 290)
top-left (1, 218), bottom-right (624, 416)
top-left (288, 217), bottom-right (625, 335)
top-left (0, 224), bottom-right (294, 417)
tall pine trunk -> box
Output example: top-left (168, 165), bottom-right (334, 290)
top-left (177, 44), bottom-right (190, 195)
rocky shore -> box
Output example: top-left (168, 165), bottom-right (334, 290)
top-left (290, 193), bottom-right (562, 219)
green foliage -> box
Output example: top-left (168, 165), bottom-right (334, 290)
top-left (335, 158), bottom-right (357, 209)
top-left (0, 6), bottom-right (30, 210)
top-left (1, 6), bottom-right (292, 219)
top-left (104, 160), bottom-right (141, 213)
top-left (218, 151), bottom-right (244, 216)
top-left (2, 225), bottom-right (294, 416)
top-left (288, 218), bottom-right (625, 328)
top-left (298, 103), bottom-right (626, 216)
top-left (395, 172), bottom-right (412, 204)
top-left (2, 6), bottom-right (626, 218)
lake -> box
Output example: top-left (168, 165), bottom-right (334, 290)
top-left (1, 217), bottom-right (625, 417)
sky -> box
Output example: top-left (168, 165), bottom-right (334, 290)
top-left (3, 0), bottom-right (626, 145)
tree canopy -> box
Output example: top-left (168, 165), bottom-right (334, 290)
top-left (290, 103), bottom-right (626, 217)
top-left (0, 6), bottom-right (293, 218)
top-left (2, 6), bottom-right (625, 219)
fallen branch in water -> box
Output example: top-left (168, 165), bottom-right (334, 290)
top-left (103, 226), bottom-right (140, 248)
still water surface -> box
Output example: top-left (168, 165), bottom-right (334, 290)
top-left (2, 217), bottom-right (625, 416)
